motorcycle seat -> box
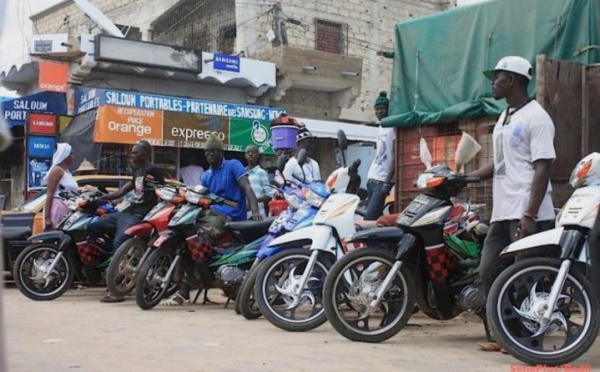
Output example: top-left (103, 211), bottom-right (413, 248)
top-left (354, 221), bottom-right (379, 231)
top-left (1, 226), bottom-right (32, 240)
top-left (226, 217), bottom-right (275, 233)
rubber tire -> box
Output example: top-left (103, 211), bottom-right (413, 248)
top-left (106, 237), bottom-right (147, 298)
top-left (255, 248), bottom-right (333, 332)
top-left (487, 257), bottom-right (600, 366)
top-left (238, 261), bottom-right (264, 320)
top-left (13, 244), bottom-right (75, 301)
top-left (135, 247), bottom-right (178, 310)
top-left (323, 248), bottom-right (416, 343)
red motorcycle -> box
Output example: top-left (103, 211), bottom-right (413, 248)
top-left (105, 183), bottom-right (185, 297)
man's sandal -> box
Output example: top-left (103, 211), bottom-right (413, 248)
top-left (160, 293), bottom-right (190, 306)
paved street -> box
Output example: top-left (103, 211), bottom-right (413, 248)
top-left (3, 285), bottom-right (598, 372)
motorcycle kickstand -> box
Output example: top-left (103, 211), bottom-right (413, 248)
top-left (192, 288), bottom-right (219, 305)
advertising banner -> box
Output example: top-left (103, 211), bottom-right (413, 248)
top-left (27, 136), bottom-right (56, 158)
top-left (228, 118), bottom-right (273, 154)
top-left (1, 91), bottom-right (67, 127)
top-left (94, 106), bottom-right (163, 144)
top-left (28, 113), bottom-right (57, 135)
top-left (39, 61), bottom-right (69, 93)
top-left (27, 157), bottom-right (52, 189)
top-left (162, 111), bottom-right (229, 149)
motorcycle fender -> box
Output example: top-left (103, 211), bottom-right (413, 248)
top-left (27, 230), bottom-right (65, 244)
top-left (347, 227), bottom-right (404, 244)
top-left (500, 227), bottom-right (564, 257)
top-left (152, 229), bottom-right (183, 249)
top-left (268, 225), bottom-right (335, 252)
top-left (125, 222), bottom-right (154, 238)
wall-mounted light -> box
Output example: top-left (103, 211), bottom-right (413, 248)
top-left (302, 65), bottom-right (317, 72)
top-left (341, 71), bottom-right (359, 77)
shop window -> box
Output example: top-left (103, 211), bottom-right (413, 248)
top-left (98, 144), bottom-right (134, 176)
top-left (218, 25), bottom-right (236, 55)
top-left (315, 19), bottom-right (344, 54)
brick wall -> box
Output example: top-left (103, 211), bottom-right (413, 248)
top-left (238, 0), bottom-right (454, 123)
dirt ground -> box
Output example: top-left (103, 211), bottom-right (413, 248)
top-left (2, 286), bottom-right (599, 372)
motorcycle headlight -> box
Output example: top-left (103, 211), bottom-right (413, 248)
top-left (284, 192), bottom-right (305, 210)
top-left (67, 199), bottom-right (77, 211)
top-left (415, 173), bottom-right (444, 189)
top-left (185, 190), bottom-right (202, 205)
top-left (306, 189), bottom-right (326, 208)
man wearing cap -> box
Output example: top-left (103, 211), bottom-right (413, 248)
top-left (364, 91), bottom-right (395, 221)
top-left (282, 124), bottom-right (321, 184)
top-left (469, 56), bottom-right (556, 349)
top-left (161, 134), bottom-right (262, 306)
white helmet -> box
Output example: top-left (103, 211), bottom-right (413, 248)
top-left (569, 153), bottom-right (600, 188)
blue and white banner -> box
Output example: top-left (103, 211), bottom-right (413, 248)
top-left (74, 87), bottom-right (284, 121)
top-left (27, 136), bottom-right (56, 158)
top-left (28, 157), bottom-right (52, 189)
top-left (214, 53), bottom-right (240, 73)
top-left (1, 92), bottom-right (67, 127)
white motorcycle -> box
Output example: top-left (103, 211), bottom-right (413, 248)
top-left (487, 152), bottom-right (600, 366)
top-left (254, 130), bottom-right (368, 332)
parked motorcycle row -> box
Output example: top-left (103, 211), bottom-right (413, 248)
top-left (11, 130), bottom-right (600, 368)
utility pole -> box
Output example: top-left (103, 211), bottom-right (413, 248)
top-left (272, 2), bottom-right (288, 46)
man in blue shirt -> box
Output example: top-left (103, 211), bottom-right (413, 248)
top-left (161, 134), bottom-right (261, 306)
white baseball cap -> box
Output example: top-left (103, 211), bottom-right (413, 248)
top-left (483, 56), bottom-right (533, 81)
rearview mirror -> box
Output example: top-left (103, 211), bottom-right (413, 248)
top-left (455, 132), bottom-right (482, 173)
top-left (277, 156), bottom-right (288, 173)
top-left (297, 148), bottom-right (308, 166)
top-left (337, 130), bottom-right (348, 151)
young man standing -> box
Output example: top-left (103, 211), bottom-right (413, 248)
top-left (469, 56), bottom-right (556, 350)
top-left (245, 145), bottom-right (274, 217)
top-left (91, 140), bottom-right (165, 303)
top-left (364, 91), bottom-right (395, 221)
top-left (161, 135), bottom-right (262, 306)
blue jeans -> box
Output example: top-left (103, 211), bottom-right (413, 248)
top-left (364, 179), bottom-right (386, 221)
top-left (87, 212), bottom-right (143, 253)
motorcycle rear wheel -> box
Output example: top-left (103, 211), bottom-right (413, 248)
top-left (106, 237), bottom-right (147, 298)
top-left (13, 244), bottom-right (75, 301)
top-left (255, 248), bottom-right (333, 332)
top-left (323, 248), bottom-right (415, 343)
top-left (135, 247), bottom-right (180, 310)
top-left (487, 257), bottom-right (600, 366)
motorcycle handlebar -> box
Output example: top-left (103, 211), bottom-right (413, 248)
top-left (464, 176), bottom-right (481, 183)
top-left (349, 159), bottom-right (361, 174)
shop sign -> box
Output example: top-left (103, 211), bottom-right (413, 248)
top-left (162, 111), bottom-right (229, 148)
top-left (28, 113), bottom-right (57, 135)
top-left (74, 87), bottom-right (285, 120)
top-left (94, 106), bottom-right (163, 144)
top-left (1, 91), bottom-right (67, 127)
top-left (58, 116), bottom-right (72, 134)
top-left (28, 157), bottom-right (52, 189)
top-left (39, 61), bottom-right (69, 93)
top-left (27, 136), bottom-right (56, 158)
top-left (214, 53), bottom-right (240, 73)
top-left (228, 118), bottom-right (274, 154)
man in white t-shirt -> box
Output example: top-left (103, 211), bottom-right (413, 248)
top-left (283, 124), bottom-right (321, 184)
top-left (364, 91), bottom-right (395, 221)
top-left (469, 56), bottom-right (556, 347)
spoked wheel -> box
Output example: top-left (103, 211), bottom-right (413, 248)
top-left (238, 261), bottom-right (264, 320)
top-left (487, 258), bottom-right (600, 366)
top-left (106, 237), bottom-right (148, 298)
top-left (135, 247), bottom-right (180, 310)
top-left (13, 244), bottom-right (74, 301)
top-left (255, 248), bottom-right (332, 332)
top-left (323, 248), bottom-right (415, 343)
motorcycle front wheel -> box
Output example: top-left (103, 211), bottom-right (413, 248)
top-left (13, 243), bottom-right (75, 301)
top-left (135, 246), bottom-right (181, 310)
top-left (255, 248), bottom-right (333, 332)
top-left (487, 257), bottom-right (600, 366)
top-left (106, 237), bottom-right (148, 298)
top-left (323, 248), bottom-right (415, 343)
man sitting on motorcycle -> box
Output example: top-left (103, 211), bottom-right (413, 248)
top-left (161, 134), bottom-right (262, 306)
top-left (89, 140), bottom-right (165, 303)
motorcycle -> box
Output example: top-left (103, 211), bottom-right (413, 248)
top-left (486, 152), bottom-right (600, 366)
top-left (321, 132), bottom-right (489, 343)
top-left (254, 130), bottom-right (366, 332)
top-left (13, 190), bottom-right (118, 301)
top-left (105, 182), bottom-right (186, 298)
top-left (134, 185), bottom-right (274, 310)
top-left (234, 157), bottom-right (319, 319)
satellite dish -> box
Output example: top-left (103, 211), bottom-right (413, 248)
top-left (73, 0), bottom-right (125, 38)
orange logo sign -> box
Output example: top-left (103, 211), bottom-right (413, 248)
top-left (39, 61), bottom-right (69, 93)
top-left (94, 106), bottom-right (163, 144)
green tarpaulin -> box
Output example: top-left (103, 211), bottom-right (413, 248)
top-left (382, 0), bottom-right (600, 128)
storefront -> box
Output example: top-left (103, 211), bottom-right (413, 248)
top-left (0, 91), bottom-right (68, 208)
top-left (62, 87), bottom-right (285, 180)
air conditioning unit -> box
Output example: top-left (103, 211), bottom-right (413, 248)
top-left (30, 34), bottom-right (70, 54)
